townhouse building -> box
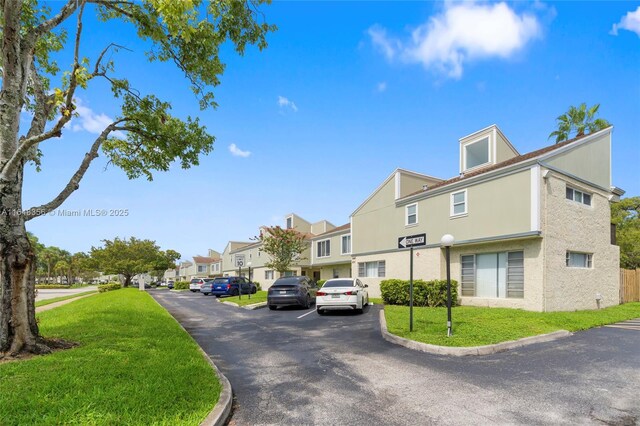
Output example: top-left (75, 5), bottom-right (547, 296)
top-left (350, 125), bottom-right (622, 311)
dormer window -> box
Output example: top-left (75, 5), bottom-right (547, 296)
top-left (464, 137), bottom-right (490, 170)
top-left (286, 216), bottom-right (293, 229)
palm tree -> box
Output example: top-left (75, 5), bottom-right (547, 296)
top-left (549, 103), bottom-right (611, 144)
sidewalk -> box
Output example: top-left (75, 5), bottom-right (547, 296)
top-left (36, 293), bottom-right (98, 313)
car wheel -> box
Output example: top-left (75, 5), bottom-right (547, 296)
top-left (215, 295), bottom-right (220, 298)
top-left (303, 295), bottom-right (311, 309)
top-left (316, 307), bottom-right (325, 315)
top-left (268, 304), bottom-right (277, 311)
top-left (252, 287), bottom-right (257, 294)
top-left (231, 289), bottom-right (239, 296)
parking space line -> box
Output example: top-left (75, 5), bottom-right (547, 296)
top-left (297, 310), bottom-right (315, 319)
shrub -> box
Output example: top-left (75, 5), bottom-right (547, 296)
top-left (173, 281), bottom-right (190, 290)
top-left (316, 279), bottom-right (326, 287)
top-left (35, 284), bottom-right (69, 289)
top-left (252, 281), bottom-right (262, 291)
top-left (380, 278), bottom-right (459, 307)
top-left (97, 282), bottom-right (122, 293)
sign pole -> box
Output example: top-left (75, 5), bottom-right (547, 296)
top-left (238, 265), bottom-right (242, 300)
top-left (446, 245), bottom-right (452, 336)
top-left (409, 246), bottom-right (414, 332)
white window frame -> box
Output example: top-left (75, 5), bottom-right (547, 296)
top-left (450, 189), bottom-right (468, 217)
top-left (405, 203), bottom-right (418, 226)
top-left (566, 186), bottom-right (592, 206)
top-left (566, 251), bottom-right (593, 268)
top-left (265, 270), bottom-right (274, 280)
top-left (317, 239), bottom-right (331, 258)
top-left (285, 215), bottom-right (293, 229)
top-left (357, 261), bottom-right (386, 278)
top-left (197, 265), bottom-right (207, 273)
top-left (341, 234), bottom-right (351, 255)
top-left (463, 136), bottom-right (492, 172)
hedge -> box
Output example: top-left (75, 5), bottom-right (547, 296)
top-left (316, 279), bottom-right (326, 287)
top-left (97, 282), bottom-right (122, 293)
top-left (380, 278), bottom-right (459, 307)
top-left (252, 281), bottom-right (262, 291)
top-left (173, 281), bottom-right (190, 290)
top-left (35, 284), bottom-right (69, 289)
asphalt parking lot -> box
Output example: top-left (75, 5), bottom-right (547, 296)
top-left (151, 290), bottom-right (640, 426)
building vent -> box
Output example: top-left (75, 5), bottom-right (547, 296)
top-left (422, 184), bottom-right (429, 191)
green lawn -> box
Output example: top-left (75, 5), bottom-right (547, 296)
top-left (369, 297), bottom-right (384, 305)
top-left (0, 289), bottom-right (220, 425)
top-left (384, 303), bottom-right (640, 347)
top-left (223, 290), bottom-right (268, 306)
top-left (35, 290), bottom-right (97, 308)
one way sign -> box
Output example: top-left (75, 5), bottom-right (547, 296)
top-left (398, 233), bottom-right (427, 249)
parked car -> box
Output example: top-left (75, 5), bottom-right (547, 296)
top-left (204, 277), bottom-right (256, 297)
top-left (189, 278), bottom-right (213, 292)
top-left (316, 278), bottom-right (369, 315)
top-left (267, 276), bottom-right (317, 310)
top-left (167, 281), bottom-right (174, 289)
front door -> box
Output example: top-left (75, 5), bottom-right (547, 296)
top-left (313, 271), bottom-right (320, 281)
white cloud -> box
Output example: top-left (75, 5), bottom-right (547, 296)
top-left (369, 2), bottom-right (541, 79)
top-left (71, 98), bottom-right (114, 134)
top-left (277, 96), bottom-right (298, 112)
top-left (376, 81), bottom-right (387, 92)
top-left (611, 6), bottom-right (640, 36)
top-left (229, 143), bottom-right (251, 158)
top-left (368, 25), bottom-right (401, 60)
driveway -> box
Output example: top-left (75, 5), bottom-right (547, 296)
top-left (36, 286), bottom-right (98, 301)
top-left (151, 291), bottom-right (640, 425)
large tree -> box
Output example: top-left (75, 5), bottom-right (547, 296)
top-left (258, 226), bottom-right (309, 276)
top-left (0, 1), bottom-right (274, 356)
top-left (612, 196), bottom-right (640, 270)
top-left (548, 103), bottom-right (611, 143)
top-left (91, 237), bottom-right (180, 287)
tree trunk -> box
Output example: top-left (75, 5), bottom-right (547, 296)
top-left (0, 166), bottom-right (47, 356)
top-left (123, 274), bottom-right (132, 288)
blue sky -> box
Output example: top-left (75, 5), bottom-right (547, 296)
top-left (24, 1), bottom-right (640, 259)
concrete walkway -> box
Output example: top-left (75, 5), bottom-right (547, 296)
top-left (36, 293), bottom-right (97, 313)
top-left (36, 286), bottom-right (98, 301)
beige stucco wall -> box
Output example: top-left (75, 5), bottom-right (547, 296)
top-left (495, 130), bottom-right (518, 164)
top-left (451, 238), bottom-right (545, 311)
top-left (312, 231), bottom-right (351, 265)
top-left (352, 249), bottom-right (442, 297)
top-left (398, 172), bottom-right (442, 198)
top-left (353, 168), bottom-right (532, 255)
top-left (541, 173), bottom-right (619, 311)
top-left (545, 132), bottom-right (611, 190)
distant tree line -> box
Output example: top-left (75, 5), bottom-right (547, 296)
top-left (27, 235), bottom-right (180, 287)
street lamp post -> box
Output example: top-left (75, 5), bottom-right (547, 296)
top-left (440, 234), bottom-right (455, 337)
top-left (247, 261), bottom-right (252, 299)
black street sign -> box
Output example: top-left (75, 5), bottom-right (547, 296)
top-left (398, 233), bottom-right (427, 249)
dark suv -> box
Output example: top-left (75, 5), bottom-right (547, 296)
top-left (267, 276), bottom-right (317, 310)
top-left (204, 277), bottom-right (256, 297)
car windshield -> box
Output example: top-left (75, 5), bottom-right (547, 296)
top-left (212, 278), bottom-right (229, 284)
top-left (190, 279), bottom-right (200, 284)
top-left (323, 279), bottom-right (354, 287)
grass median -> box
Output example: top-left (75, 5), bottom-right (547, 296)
top-left (384, 302), bottom-right (640, 347)
top-left (0, 288), bottom-right (221, 425)
top-left (35, 290), bottom-right (98, 308)
top-left (221, 290), bottom-right (268, 306)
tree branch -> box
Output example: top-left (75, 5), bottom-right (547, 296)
top-left (0, 2), bottom-right (86, 181)
top-left (34, 0), bottom-right (79, 36)
top-left (24, 120), bottom-right (126, 221)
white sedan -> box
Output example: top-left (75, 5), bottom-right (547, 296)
top-left (316, 278), bottom-right (369, 315)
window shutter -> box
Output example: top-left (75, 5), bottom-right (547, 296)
top-left (358, 263), bottom-right (365, 277)
top-left (378, 261), bottom-right (386, 278)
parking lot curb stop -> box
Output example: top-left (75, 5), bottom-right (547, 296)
top-left (379, 309), bottom-right (572, 356)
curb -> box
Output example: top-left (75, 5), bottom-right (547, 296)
top-left (379, 310), bottom-right (572, 356)
top-left (218, 299), bottom-right (267, 310)
top-left (148, 294), bottom-right (233, 426)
